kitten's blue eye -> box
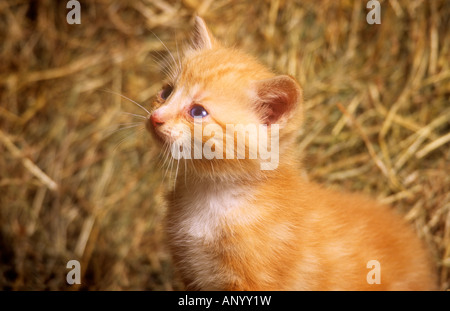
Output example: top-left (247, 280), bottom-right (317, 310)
top-left (190, 105), bottom-right (208, 118)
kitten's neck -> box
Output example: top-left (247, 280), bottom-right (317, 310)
top-left (175, 151), bottom-right (301, 189)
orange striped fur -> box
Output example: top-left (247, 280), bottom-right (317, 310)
top-left (146, 17), bottom-right (437, 290)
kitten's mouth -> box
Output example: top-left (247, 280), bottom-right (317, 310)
top-left (146, 116), bottom-right (185, 144)
top-left (146, 116), bottom-right (166, 143)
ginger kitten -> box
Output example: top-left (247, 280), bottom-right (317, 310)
top-left (145, 17), bottom-right (437, 290)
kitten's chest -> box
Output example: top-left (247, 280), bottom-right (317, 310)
top-left (166, 182), bottom-right (250, 289)
top-left (168, 183), bottom-right (246, 240)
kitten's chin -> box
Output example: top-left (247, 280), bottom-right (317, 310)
top-left (146, 121), bottom-right (170, 145)
top-left (186, 159), bottom-right (268, 182)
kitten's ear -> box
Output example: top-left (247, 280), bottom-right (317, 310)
top-left (252, 75), bottom-right (303, 125)
top-left (192, 16), bottom-right (218, 50)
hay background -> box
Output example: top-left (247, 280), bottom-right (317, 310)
top-left (0, 0), bottom-right (449, 290)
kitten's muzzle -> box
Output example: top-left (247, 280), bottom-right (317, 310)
top-left (146, 112), bottom-right (166, 143)
top-left (149, 112), bottom-right (165, 128)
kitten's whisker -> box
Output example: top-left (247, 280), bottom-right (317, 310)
top-left (161, 160), bottom-right (169, 184)
top-left (103, 89), bottom-right (150, 115)
top-left (106, 124), bottom-right (144, 137)
top-left (114, 122), bottom-right (145, 126)
top-left (174, 154), bottom-right (180, 192)
top-left (157, 145), bottom-right (168, 168)
top-left (158, 143), bottom-right (167, 181)
top-left (120, 112), bottom-right (147, 120)
top-left (132, 127), bottom-right (146, 142)
top-left (151, 32), bottom-right (180, 80)
top-left (170, 150), bottom-right (175, 174)
top-left (168, 151), bottom-right (175, 189)
top-left (135, 127), bottom-right (146, 135)
top-left (183, 157), bottom-right (187, 188)
top-left (104, 121), bottom-right (143, 132)
top-left (175, 36), bottom-right (183, 74)
top-left (165, 159), bottom-right (172, 187)
top-left (148, 51), bottom-right (165, 64)
top-left (149, 54), bottom-right (177, 81)
top-left (161, 142), bottom-right (172, 169)
top-left (162, 143), bottom-right (173, 184)
top-left (156, 143), bottom-right (168, 167)
top-left (112, 126), bottom-right (144, 152)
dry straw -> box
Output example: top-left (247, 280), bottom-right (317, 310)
top-left (0, 0), bottom-right (448, 290)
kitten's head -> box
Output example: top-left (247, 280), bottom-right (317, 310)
top-left (147, 17), bottom-right (303, 181)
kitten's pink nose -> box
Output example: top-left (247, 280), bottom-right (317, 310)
top-left (150, 112), bottom-right (164, 128)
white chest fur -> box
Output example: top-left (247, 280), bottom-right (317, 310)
top-left (167, 181), bottom-right (251, 289)
top-left (171, 181), bottom-right (248, 239)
